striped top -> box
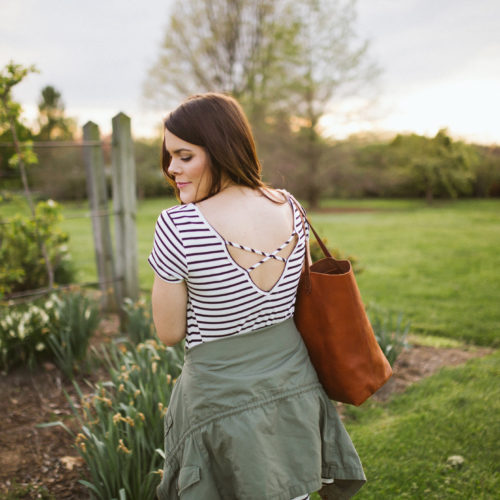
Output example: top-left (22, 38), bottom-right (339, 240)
top-left (148, 197), bottom-right (309, 349)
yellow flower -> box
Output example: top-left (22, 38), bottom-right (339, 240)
top-left (158, 402), bottom-right (168, 417)
top-left (124, 416), bottom-right (134, 426)
top-left (166, 374), bottom-right (172, 384)
top-left (138, 412), bottom-right (145, 422)
top-left (154, 469), bottom-right (164, 478)
top-left (134, 389), bottom-right (141, 398)
top-left (113, 413), bottom-right (122, 425)
top-left (131, 364), bottom-right (140, 372)
top-left (118, 384), bottom-right (125, 392)
top-left (152, 362), bottom-right (157, 374)
top-left (117, 439), bottom-right (131, 454)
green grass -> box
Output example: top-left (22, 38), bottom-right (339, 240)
top-left (341, 351), bottom-right (500, 499)
top-left (308, 199), bottom-right (500, 347)
top-left (3, 196), bottom-right (499, 347)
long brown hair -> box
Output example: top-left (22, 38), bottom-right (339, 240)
top-left (162, 93), bottom-right (276, 202)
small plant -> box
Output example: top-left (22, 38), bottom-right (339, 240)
top-left (0, 291), bottom-right (98, 375)
top-left (368, 304), bottom-right (410, 366)
top-left (309, 236), bottom-right (362, 274)
top-left (0, 296), bottom-right (55, 371)
top-left (122, 297), bottom-right (155, 345)
top-left (46, 292), bottom-right (99, 379)
top-left (62, 338), bottom-right (184, 499)
top-left (0, 199), bottom-right (75, 297)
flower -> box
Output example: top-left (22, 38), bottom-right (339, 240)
top-left (117, 439), bottom-right (131, 454)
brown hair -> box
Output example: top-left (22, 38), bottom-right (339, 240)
top-left (162, 93), bottom-right (271, 201)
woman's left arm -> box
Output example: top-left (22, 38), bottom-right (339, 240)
top-left (151, 274), bottom-right (188, 346)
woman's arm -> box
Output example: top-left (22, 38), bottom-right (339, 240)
top-left (151, 274), bottom-right (188, 346)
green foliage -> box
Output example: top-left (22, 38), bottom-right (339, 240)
top-left (46, 292), bottom-right (99, 379)
top-left (309, 236), bottom-right (362, 274)
top-left (367, 305), bottom-right (410, 366)
top-left (345, 352), bottom-right (500, 498)
top-left (0, 199), bottom-right (75, 296)
top-left (122, 298), bottom-right (156, 345)
top-left (67, 339), bottom-right (184, 499)
top-left (0, 62), bottom-right (38, 127)
top-left (390, 129), bottom-right (477, 202)
top-left (0, 292), bottom-right (98, 374)
top-left (0, 297), bottom-right (54, 371)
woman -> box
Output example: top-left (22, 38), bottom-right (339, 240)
top-left (149, 93), bottom-right (365, 500)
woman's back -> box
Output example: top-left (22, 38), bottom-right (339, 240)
top-left (148, 186), bottom-right (307, 349)
top-left (197, 186), bottom-right (299, 292)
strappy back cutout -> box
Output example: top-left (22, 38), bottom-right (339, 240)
top-left (193, 196), bottom-right (299, 292)
top-left (225, 231), bottom-right (298, 292)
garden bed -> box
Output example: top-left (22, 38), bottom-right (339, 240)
top-left (0, 330), bottom-right (492, 499)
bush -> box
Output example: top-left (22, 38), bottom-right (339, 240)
top-left (66, 338), bottom-right (184, 499)
top-left (368, 305), bottom-right (410, 366)
top-left (0, 291), bottom-right (98, 375)
top-left (0, 199), bottom-right (75, 296)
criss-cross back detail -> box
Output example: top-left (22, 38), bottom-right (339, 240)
top-left (224, 230), bottom-right (297, 272)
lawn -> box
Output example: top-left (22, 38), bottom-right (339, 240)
top-left (6, 195), bottom-right (495, 346)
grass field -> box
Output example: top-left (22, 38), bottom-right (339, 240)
top-left (58, 196), bottom-right (500, 347)
top-left (3, 196), bottom-right (498, 346)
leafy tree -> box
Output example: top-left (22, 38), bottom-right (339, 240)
top-left (390, 130), bottom-right (477, 203)
top-left (0, 61), bottom-right (54, 288)
top-left (36, 85), bottom-right (75, 140)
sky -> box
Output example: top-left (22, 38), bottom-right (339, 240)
top-left (1, 0), bottom-right (499, 144)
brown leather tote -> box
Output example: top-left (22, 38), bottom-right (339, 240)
top-left (292, 199), bottom-right (392, 406)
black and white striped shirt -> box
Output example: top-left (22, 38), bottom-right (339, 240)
top-left (148, 199), bottom-right (308, 349)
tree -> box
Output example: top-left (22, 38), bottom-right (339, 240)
top-left (144, 0), bottom-right (299, 123)
top-left (390, 130), bottom-right (477, 203)
top-left (0, 61), bottom-right (54, 289)
top-left (36, 85), bottom-right (75, 140)
top-left (287, 0), bottom-right (379, 208)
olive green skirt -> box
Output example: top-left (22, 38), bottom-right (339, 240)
top-left (157, 318), bottom-right (366, 500)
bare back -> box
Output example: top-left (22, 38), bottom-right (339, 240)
top-left (196, 186), bottom-right (298, 292)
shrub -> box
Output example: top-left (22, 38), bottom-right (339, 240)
top-left (0, 199), bottom-right (75, 296)
top-left (66, 338), bottom-right (184, 499)
top-left (368, 305), bottom-right (410, 366)
top-left (309, 236), bottom-right (363, 274)
top-left (0, 291), bottom-right (98, 375)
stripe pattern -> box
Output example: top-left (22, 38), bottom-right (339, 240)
top-left (148, 199), bottom-right (308, 349)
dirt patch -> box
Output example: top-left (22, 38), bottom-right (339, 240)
top-left (0, 330), bottom-right (494, 498)
top-left (372, 344), bottom-right (494, 402)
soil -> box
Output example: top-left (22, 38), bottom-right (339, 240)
top-left (0, 321), bottom-right (494, 499)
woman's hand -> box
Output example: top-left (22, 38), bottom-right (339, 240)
top-left (151, 274), bottom-right (188, 346)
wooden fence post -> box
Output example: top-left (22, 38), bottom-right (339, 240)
top-left (111, 112), bottom-right (139, 304)
top-left (83, 121), bottom-right (118, 311)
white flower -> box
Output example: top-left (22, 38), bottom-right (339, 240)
top-left (35, 342), bottom-right (45, 351)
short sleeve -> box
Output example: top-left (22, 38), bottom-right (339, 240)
top-left (148, 210), bottom-right (188, 283)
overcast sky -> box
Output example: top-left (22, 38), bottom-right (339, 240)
top-left (1, 0), bottom-right (499, 144)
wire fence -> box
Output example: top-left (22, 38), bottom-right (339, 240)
top-left (1, 139), bottom-right (114, 304)
top-left (2, 115), bottom-right (140, 308)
